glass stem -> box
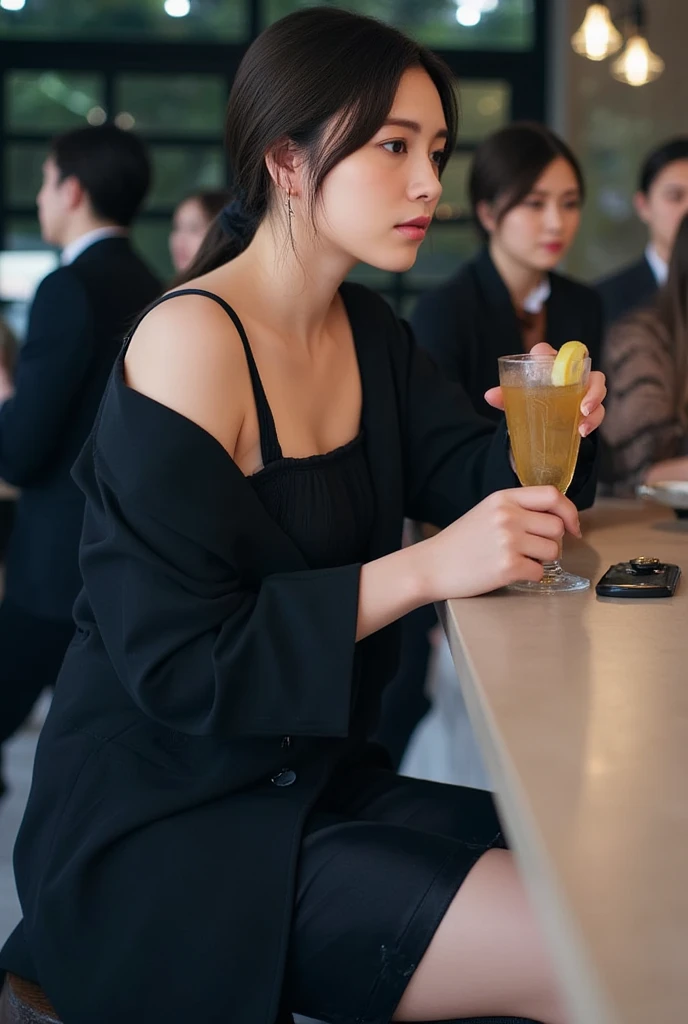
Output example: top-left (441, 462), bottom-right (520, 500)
top-left (540, 559), bottom-right (564, 582)
top-left (541, 538), bottom-right (564, 582)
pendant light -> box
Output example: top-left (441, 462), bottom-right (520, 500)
top-left (611, 3), bottom-right (664, 86)
top-left (571, 4), bottom-right (622, 61)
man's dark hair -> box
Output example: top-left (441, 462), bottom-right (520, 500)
top-left (639, 137), bottom-right (688, 195)
top-left (51, 124), bottom-right (152, 227)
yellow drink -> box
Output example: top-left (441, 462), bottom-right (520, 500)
top-left (502, 380), bottom-right (586, 493)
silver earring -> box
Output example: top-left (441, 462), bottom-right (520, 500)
top-left (286, 191), bottom-right (295, 249)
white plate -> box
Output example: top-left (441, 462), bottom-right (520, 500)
top-left (637, 481), bottom-right (688, 510)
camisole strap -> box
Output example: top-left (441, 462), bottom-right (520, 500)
top-left (126, 288), bottom-right (283, 466)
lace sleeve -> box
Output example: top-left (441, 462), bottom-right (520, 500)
top-left (601, 311), bottom-right (684, 495)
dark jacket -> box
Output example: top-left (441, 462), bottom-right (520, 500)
top-left (596, 254), bottom-right (658, 330)
top-left (0, 283), bottom-right (597, 1024)
top-left (0, 236), bottom-right (161, 620)
top-left (411, 247), bottom-right (604, 420)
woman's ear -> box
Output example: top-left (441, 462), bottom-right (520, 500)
top-left (475, 199), bottom-right (496, 236)
top-left (265, 138), bottom-right (306, 199)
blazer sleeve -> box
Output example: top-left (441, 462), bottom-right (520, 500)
top-left (77, 394), bottom-right (361, 741)
top-left (410, 283), bottom-right (465, 383)
top-left (398, 320), bottom-right (597, 527)
top-left (585, 286), bottom-right (604, 370)
top-left (0, 268), bottom-right (94, 486)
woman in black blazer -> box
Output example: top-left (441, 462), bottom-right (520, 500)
top-left (412, 122), bottom-right (603, 420)
top-left (0, 14), bottom-right (605, 1024)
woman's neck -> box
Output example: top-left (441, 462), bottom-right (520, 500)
top-left (217, 216), bottom-right (355, 349)
top-left (488, 241), bottom-right (546, 312)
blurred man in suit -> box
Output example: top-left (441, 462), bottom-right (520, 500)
top-left (0, 124), bottom-right (161, 795)
top-left (597, 137), bottom-right (688, 327)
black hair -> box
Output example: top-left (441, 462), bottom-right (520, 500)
top-left (177, 5), bottom-right (458, 284)
top-left (468, 121), bottom-right (585, 242)
top-left (638, 137), bottom-right (688, 195)
top-left (176, 189), bottom-right (233, 223)
top-left (51, 123), bottom-right (152, 227)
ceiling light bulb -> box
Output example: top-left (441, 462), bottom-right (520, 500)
top-left (571, 4), bottom-right (622, 61)
top-left (611, 33), bottom-right (664, 86)
top-left (163, 0), bottom-right (190, 17)
top-left (1, 0), bottom-right (27, 10)
top-left (456, 5), bottom-right (481, 27)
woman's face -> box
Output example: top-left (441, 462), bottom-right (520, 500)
top-left (312, 67), bottom-right (448, 273)
top-left (486, 157), bottom-right (582, 273)
top-left (169, 198), bottom-right (211, 273)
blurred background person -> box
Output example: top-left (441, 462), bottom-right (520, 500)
top-left (597, 138), bottom-right (688, 329)
top-left (411, 121), bottom-right (602, 417)
top-left (600, 211), bottom-right (688, 496)
top-left (0, 317), bottom-right (18, 567)
top-left (375, 122), bottom-right (602, 773)
top-left (169, 189), bottom-right (231, 275)
top-left (0, 124), bottom-right (161, 798)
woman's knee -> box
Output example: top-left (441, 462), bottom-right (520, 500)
top-left (394, 849), bottom-right (569, 1024)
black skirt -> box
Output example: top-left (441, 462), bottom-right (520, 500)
top-left (284, 763), bottom-right (506, 1024)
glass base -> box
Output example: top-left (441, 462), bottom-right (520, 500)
top-left (509, 571), bottom-right (590, 594)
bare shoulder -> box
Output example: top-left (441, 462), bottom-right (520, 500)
top-left (124, 291), bottom-right (250, 458)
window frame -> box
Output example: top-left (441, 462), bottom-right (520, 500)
top-left (0, 0), bottom-right (548, 308)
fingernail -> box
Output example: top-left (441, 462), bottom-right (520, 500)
top-left (576, 521), bottom-right (582, 538)
top-left (579, 425), bottom-right (589, 437)
top-left (581, 405), bottom-right (591, 416)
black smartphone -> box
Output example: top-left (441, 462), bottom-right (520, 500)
top-left (596, 557), bottom-right (681, 598)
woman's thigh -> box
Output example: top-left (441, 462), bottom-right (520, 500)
top-left (284, 774), bottom-right (509, 1023)
top-left (285, 770), bottom-right (564, 1024)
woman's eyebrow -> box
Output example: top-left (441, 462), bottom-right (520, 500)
top-left (382, 117), bottom-right (448, 140)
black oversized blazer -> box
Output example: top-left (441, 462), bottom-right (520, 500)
top-left (0, 283), bottom-right (596, 1024)
top-left (0, 237), bottom-right (160, 620)
top-left (411, 246), bottom-right (604, 421)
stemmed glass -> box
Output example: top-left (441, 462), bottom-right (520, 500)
top-left (498, 352), bottom-right (591, 593)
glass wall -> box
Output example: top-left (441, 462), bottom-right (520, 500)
top-left (0, 0), bottom-right (247, 41)
top-left (265, 0), bottom-right (534, 50)
top-left (0, 0), bottom-right (543, 309)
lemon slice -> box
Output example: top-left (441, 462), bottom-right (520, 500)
top-left (551, 341), bottom-right (589, 387)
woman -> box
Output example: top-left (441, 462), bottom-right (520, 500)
top-left (169, 188), bottom-right (232, 274)
top-left (601, 211), bottom-right (688, 495)
top-left (412, 122), bottom-right (603, 420)
top-left (0, 10), bottom-right (604, 1024)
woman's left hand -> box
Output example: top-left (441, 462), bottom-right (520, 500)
top-left (484, 342), bottom-right (606, 438)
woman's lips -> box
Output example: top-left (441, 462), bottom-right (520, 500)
top-left (395, 218), bottom-right (431, 241)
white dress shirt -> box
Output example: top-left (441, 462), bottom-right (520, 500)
top-left (61, 227), bottom-right (128, 267)
top-left (522, 277), bottom-right (552, 314)
top-left (645, 244), bottom-right (668, 286)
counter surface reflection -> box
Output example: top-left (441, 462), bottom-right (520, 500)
top-left (444, 499), bottom-right (688, 1024)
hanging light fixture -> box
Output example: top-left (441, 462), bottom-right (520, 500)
top-left (571, 4), bottom-right (623, 61)
top-left (611, 32), bottom-right (664, 85)
top-left (611, 2), bottom-right (664, 86)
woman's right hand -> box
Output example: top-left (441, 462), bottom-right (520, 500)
top-left (415, 487), bottom-right (582, 601)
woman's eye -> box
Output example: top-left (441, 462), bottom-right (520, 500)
top-left (524, 200), bottom-right (544, 209)
top-left (563, 200), bottom-right (581, 210)
top-left (382, 140), bottom-right (407, 154)
top-left (431, 149), bottom-right (447, 166)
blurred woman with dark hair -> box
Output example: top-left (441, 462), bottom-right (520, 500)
top-left (601, 211), bottom-right (688, 495)
top-left (412, 122), bottom-right (603, 418)
top-left (169, 189), bottom-right (232, 274)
